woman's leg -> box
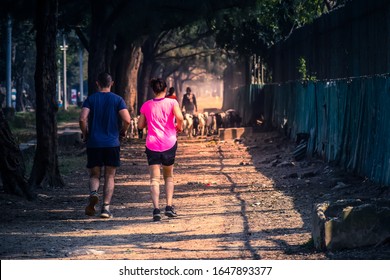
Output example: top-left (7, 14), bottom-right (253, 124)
top-left (162, 164), bottom-right (174, 206)
top-left (149, 164), bottom-right (161, 209)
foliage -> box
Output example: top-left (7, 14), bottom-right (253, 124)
top-left (298, 57), bottom-right (317, 82)
top-left (9, 105), bottom-right (79, 128)
top-left (57, 105), bottom-right (81, 122)
top-left (213, 0), bottom-right (348, 56)
top-left (0, 1), bottom-right (88, 111)
top-left (155, 21), bottom-right (227, 79)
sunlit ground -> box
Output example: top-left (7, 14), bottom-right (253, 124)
top-left (192, 95), bottom-right (222, 112)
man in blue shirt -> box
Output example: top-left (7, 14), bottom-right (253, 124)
top-left (79, 72), bottom-right (130, 218)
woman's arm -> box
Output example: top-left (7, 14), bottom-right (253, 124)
top-left (173, 103), bottom-right (184, 132)
top-left (137, 113), bottom-right (147, 129)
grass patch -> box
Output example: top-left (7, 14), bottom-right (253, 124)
top-left (8, 105), bottom-right (81, 143)
top-left (57, 105), bottom-right (81, 123)
top-left (24, 148), bottom-right (85, 178)
top-left (11, 105), bottom-right (83, 178)
top-left (59, 151), bottom-right (85, 175)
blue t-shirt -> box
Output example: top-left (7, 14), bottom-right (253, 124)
top-left (82, 92), bottom-right (127, 148)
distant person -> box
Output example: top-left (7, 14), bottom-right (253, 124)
top-left (181, 87), bottom-right (197, 114)
top-left (138, 78), bottom-right (184, 221)
top-left (166, 87), bottom-right (177, 100)
top-left (79, 72), bottom-right (130, 219)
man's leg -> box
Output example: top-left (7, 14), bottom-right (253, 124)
top-left (85, 166), bottom-right (101, 216)
top-left (100, 166), bottom-right (116, 218)
top-left (89, 166), bottom-right (101, 193)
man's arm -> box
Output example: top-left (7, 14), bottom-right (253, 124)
top-left (79, 107), bottom-right (90, 142)
top-left (119, 108), bottom-right (131, 138)
top-left (193, 95), bottom-right (198, 112)
top-left (181, 97), bottom-right (185, 111)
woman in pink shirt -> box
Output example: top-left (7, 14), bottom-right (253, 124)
top-left (138, 78), bottom-right (184, 221)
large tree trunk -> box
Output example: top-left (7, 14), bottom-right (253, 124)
top-left (0, 109), bottom-right (33, 199)
top-left (29, 0), bottom-right (64, 189)
top-left (111, 37), bottom-right (142, 115)
top-left (138, 37), bottom-right (157, 111)
top-left (127, 46), bottom-right (142, 114)
top-left (87, 0), bottom-right (114, 95)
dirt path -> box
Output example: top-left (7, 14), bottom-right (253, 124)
top-left (1, 131), bottom-right (389, 260)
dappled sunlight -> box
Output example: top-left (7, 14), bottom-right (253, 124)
top-left (1, 134), bottom-right (319, 260)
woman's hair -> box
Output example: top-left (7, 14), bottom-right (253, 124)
top-left (167, 87), bottom-right (175, 96)
top-left (97, 72), bottom-right (113, 88)
top-left (150, 78), bottom-right (167, 94)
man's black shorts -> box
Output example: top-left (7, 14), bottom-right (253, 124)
top-left (86, 146), bottom-right (120, 168)
top-left (145, 142), bottom-right (177, 166)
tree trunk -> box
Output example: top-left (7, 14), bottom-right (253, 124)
top-left (88, 0), bottom-right (113, 95)
top-left (0, 109), bottom-right (33, 199)
top-left (29, 0), bottom-right (64, 189)
top-left (111, 38), bottom-right (142, 115)
top-left (138, 37), bottom-right (157, 112)
top-left (127, 46), bottom-right (142, 114)
top-left (139, 59), bottom-right (155, 106)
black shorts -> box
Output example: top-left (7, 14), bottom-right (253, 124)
top-left (86, 146), bottom-right (120, 168)
top-left (145, 142), bottom-right (177, 166)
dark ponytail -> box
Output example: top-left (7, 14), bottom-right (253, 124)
top-left (150, 78), bottom-right (167, 94)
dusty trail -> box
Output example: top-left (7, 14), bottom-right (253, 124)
top-left (1, 132), bottom-right (389, 260)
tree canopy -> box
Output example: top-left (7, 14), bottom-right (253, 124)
top-left (213, 0), bottom-right (348, 56)
top-left (0, 0), bottom-right (350, 197)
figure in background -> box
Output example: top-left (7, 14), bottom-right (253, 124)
top-left (166, 87), bottom-right (177, 100)
top-left (181, 87), bottom-right (197, 114)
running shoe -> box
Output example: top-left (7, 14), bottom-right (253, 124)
top-left (85, 193), bottom-right (99, 216)
top-left (100, 208), bottom-right (113, 219)
top-left (164, 205), bottom-right (177, 217)
top-left (153, 208), bottom-right (161, 221)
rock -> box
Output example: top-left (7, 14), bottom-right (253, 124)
top-left (312, 199), bottom-right (390, 251)
top-left (218, 127), bottom-right (253, 140)
top-left (332, 181), bottom-right (350, 190)
top-left (276, 161), bottom-right (294, 168)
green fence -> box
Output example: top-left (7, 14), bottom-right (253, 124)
top-left (239, 77), bottom-right (390, 185)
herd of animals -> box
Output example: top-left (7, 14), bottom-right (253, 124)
top-left (127, 109), bottom-right (242, 139)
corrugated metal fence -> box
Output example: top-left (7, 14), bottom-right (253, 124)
top-left (231, 0), bottom-right (390, 185)
top-left (268, 0), bottom-right (390, 82)
top-left (236, 77), bottom-right (390, 185)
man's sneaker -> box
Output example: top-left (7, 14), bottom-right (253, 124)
top-left (100, 208), bottom-right (113, 219)
top-left (85, 193), bottom-right (99, 216)
top-left (153, 208), bottom-right (161, 221)
top-left (165, 206), bottom-right (177, 217)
